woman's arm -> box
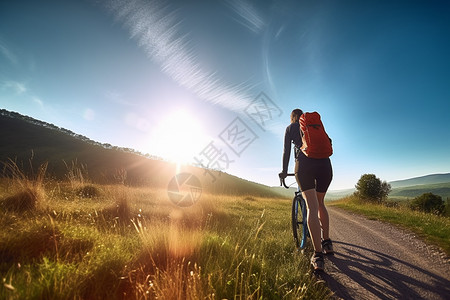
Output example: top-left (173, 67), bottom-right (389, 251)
top-left (282, 126), bottom-right (291, 174)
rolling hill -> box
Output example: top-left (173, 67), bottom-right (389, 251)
top-left (389, 173), bottom-right (450, 188)
top-left (389, 182), bottom-right (450, 199)
top-left (0, 109), bottom-right (288, 198)
top-left (388, 174), bottom-right (450, 199)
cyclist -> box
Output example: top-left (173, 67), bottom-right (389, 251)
top-left (280, 108), bottom-right (334, 271)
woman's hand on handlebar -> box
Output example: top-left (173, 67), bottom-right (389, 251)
top-left (279, 172), bottom-right (294, 189)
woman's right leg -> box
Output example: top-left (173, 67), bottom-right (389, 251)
top-left (296, 159), bottom-right (326, 269)
top-left (302, 188), bottom-right (322, 252)
top-left (295, 159), bottom-right (322, 252)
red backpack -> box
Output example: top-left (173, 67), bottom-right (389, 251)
top-left (299, 112), bottom-right (333, 159)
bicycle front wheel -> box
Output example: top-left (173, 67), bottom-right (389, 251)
top-left (291, 193), bottom-right (308, 249)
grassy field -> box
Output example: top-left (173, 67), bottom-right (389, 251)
top-left (0, 170), bottom-right (332, 299)
top-left (330, 196), bottom-right (450, 256)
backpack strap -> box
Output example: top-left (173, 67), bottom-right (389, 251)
top-left (294, 143), bottom-right (301, 159)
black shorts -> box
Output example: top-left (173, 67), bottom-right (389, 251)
top-left (295, 153), bottom-right (333, 193)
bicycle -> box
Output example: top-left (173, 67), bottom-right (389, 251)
top-left (279, 173), bottom-right (310, 250)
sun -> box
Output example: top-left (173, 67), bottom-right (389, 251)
top-left (150, 109), bottom-right (207, 165)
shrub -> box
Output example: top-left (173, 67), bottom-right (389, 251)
top-left (1, 188), bottom-right (39, 212)
top-left (383, 200), bottom-right (399, 208)
top-left (445, 198), bottom-right (450, 217)
top-left (76, 185), bottom-right (101, 198)
top-left (409, 192), bottom-right (445, 215)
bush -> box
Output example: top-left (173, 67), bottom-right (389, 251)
top-left (445, 198), bottom-right (450, 217)
top-left (355, 174), bottom-right (391, 203)
top-left (383, 200), bottom-right (399, 208)
top-left (76, 185), bottom-right (101, 198)
top-left (409, 193), bottom-right (445, 215)
top-left (1, 188), bottom-right (39, 212)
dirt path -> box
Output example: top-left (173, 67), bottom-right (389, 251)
top-left (322, 206), bottom-right (450, 300)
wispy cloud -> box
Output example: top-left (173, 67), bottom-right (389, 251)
top-left (1, 80), bottom-right (27, 94)
top-left (104, 0), bottom-right (254, 113)
top-left (0, 39), bottom-right (18, 65)
top-left (32, 96), bottom-right (44, 107)
top-left (274, 25), bottom-right (285, 40)
top-left (225, 0), bottom-right (265, 34)
top-left (1, 80), bottom-right (48, 110)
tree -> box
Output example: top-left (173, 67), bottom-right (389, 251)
top-left (355, 174), bottom-right (391, 203)
top-left (380, 180), bottom-right (392, 200)
top-left (409, 193), bottom-right (445, 215)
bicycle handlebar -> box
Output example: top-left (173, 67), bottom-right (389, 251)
top-left (279, 173), bottom-right (295, 189)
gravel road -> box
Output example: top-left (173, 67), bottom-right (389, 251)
top-left (322, 206), bottom-right (450, 300)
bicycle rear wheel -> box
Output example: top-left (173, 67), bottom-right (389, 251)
top-left (291, 192), bottom-right (308, 249)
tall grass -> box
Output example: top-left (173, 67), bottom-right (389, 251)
top-left (0, 166), bottom-right (332, 299)
top-left (63, 160), bottom-right (102, 198)
top-left (0, 159), bottom-right (47, 212)
top-left (63, 159), bottom-right (89, 188)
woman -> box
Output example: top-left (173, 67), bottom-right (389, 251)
top-left (280, 108), bottom-right (334, 271)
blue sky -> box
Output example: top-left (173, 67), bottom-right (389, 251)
top-left (1, 0), bottom-right (449, 190)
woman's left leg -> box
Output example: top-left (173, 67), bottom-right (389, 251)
top-left (317, 191), bottom-right (329, 240)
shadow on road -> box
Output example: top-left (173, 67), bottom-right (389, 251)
top-left (322, 241), bottom-right (450, 300)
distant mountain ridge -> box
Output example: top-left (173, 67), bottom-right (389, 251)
top-left (389, 182), bottom-right (450, 199)
top-left (326, 173), bottom-right (450, 200)
top-left (389, 173), bottom-right (450, 188)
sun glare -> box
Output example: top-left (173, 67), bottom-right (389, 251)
top-left (150, 109), bottom-right (207, 165)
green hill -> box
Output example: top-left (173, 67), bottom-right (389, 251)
top-left (389, 173), bottom-right (450, 188)
top-left (0, 109), bottom-right (287, 198)
top-left (389, 182), bottom-right (450, 200)
top-left (327, 175), bottom-right (450, 201)
top-left (326, 183), bottom-right (450, 201)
